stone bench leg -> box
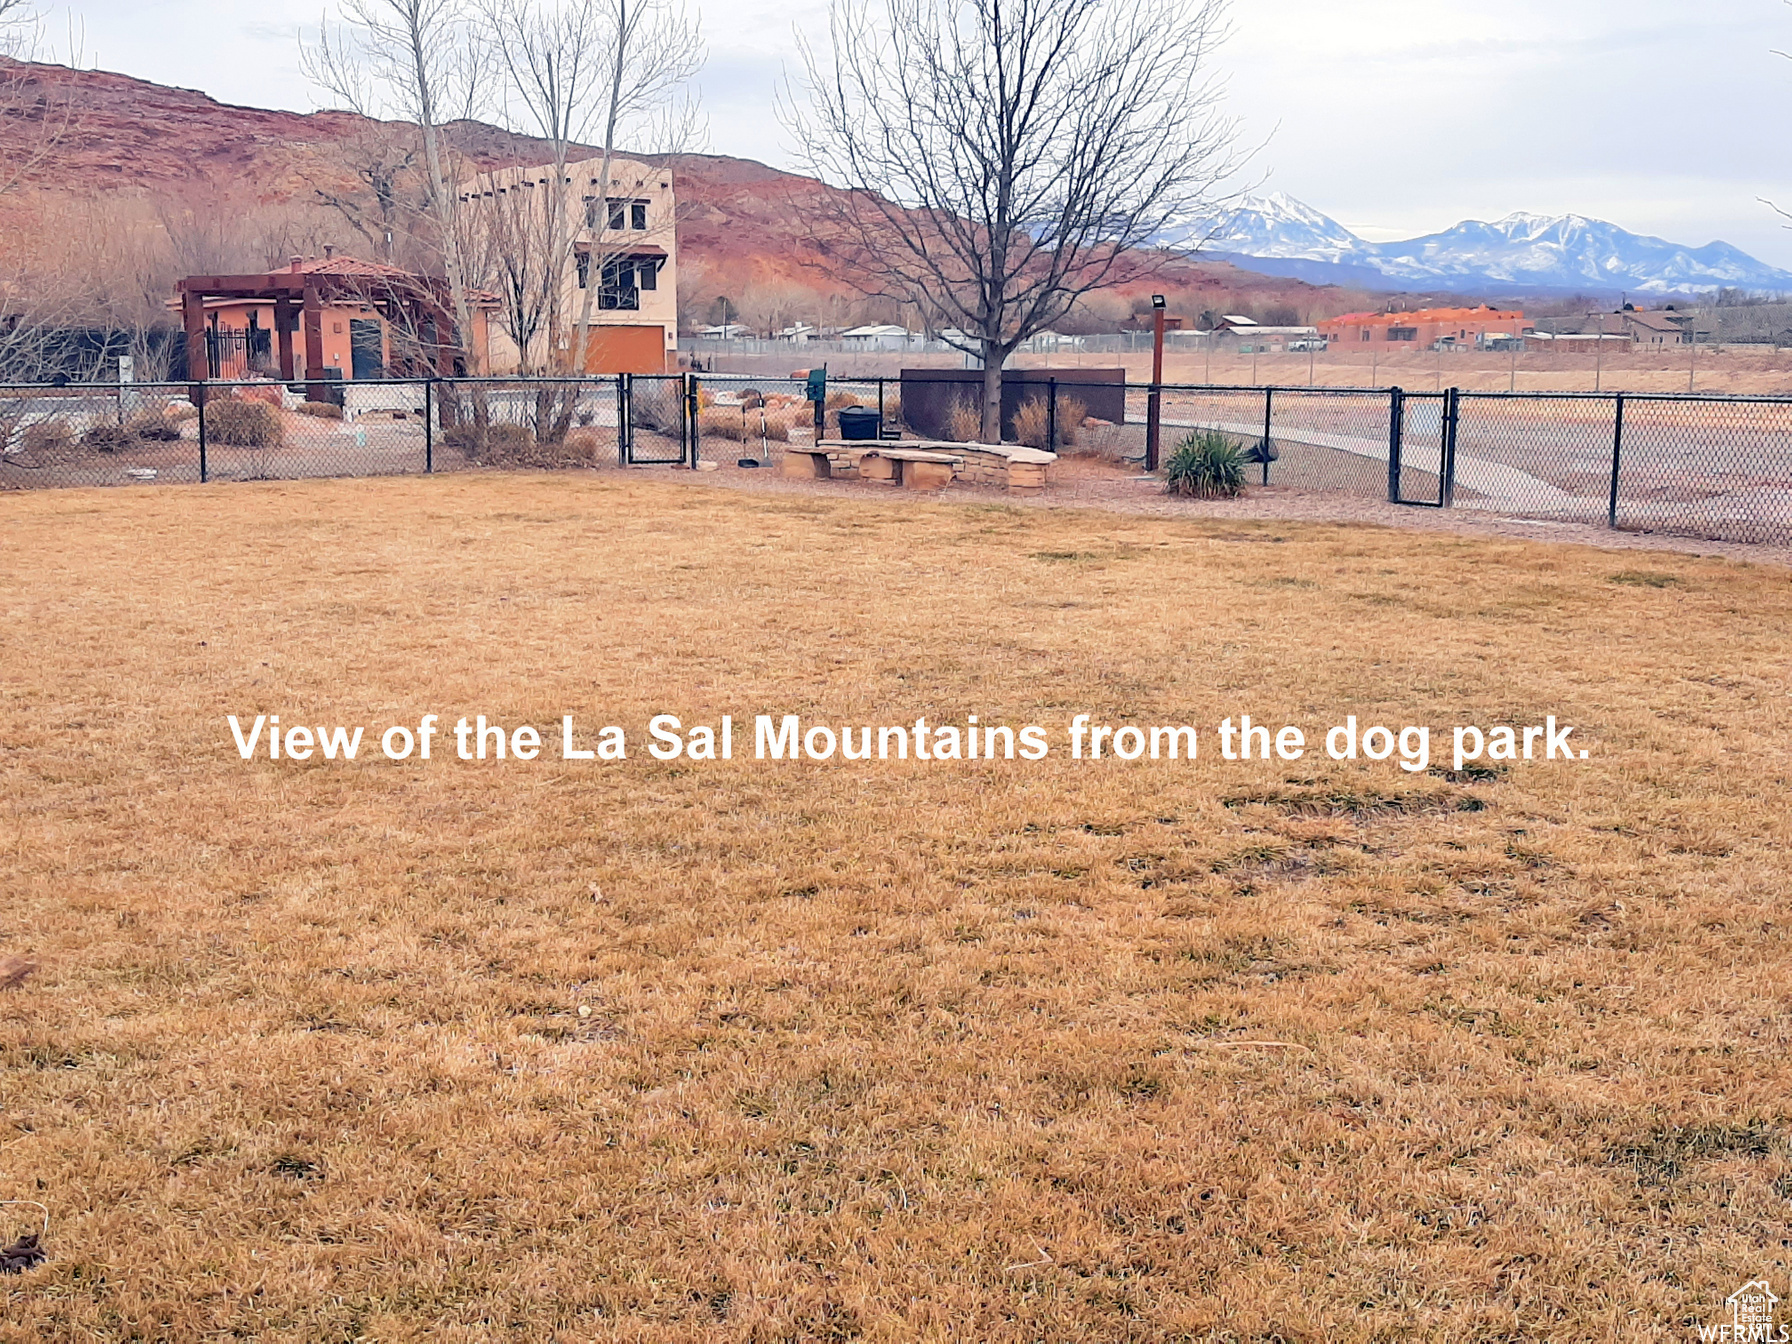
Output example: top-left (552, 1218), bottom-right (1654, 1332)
top-left (904, 460), bottom-right (954, 491)
top-left (782, 451), bottom-right (830, 480)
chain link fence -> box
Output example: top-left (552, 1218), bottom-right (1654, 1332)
top-left (5, 374), bottom-right (1791, 547)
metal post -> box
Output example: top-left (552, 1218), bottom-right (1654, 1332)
top-left (1442, 387), bottom-right (1459, 508)
top-left (1386, 387), bottom-right (1404, 503)
top-left (1047, 377), bottom-right (1057, 454)
top-left (1146, 300), bottom-right (1166, 472)
top-left (877, 376), bottom-right (885, 428)
top-left (1261, 387), bottom-right (1273, 486)
top-left (424, 380), bottom-right (433, 473)
top-left (197, 382), bottom-right (208, 484)
top-left (687, 373), bottom-right (700, 468)
top-left (618, 374), bottom-right (630, 465)
top-left (1608, 392), bottom-right (1625, 529)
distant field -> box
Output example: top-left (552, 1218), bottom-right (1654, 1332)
top-left (2, 475), bottom-right (1789, 1340)
top-left (701, 343), bottom-right (1792, 396)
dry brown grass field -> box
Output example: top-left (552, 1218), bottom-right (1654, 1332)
top-left (2, 474), bottom-right (1790, 1341)
top-left (709, 345), bottom-right (1792, 396)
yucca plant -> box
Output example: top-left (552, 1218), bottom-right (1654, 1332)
top-left (1163, 430), bottom-right (1245, 498)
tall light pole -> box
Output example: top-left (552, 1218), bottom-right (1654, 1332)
top-left (1146, 294), bottom-right (1166, 472)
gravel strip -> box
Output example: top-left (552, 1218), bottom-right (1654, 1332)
top-left (639, 456), bottom-right (1792, 568)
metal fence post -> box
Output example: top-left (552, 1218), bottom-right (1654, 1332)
top-left (1261, 387), bottom-right (1273, 486)
top-left (196, 382), bottom-right (208, 483)
top-left (877, 376), bottom-right (886, 428)
top-left (424, 380), bottom-right (433, 473)
top-left (1442, 387), bottom-right (1459, 508)
top-left (1048, 377), bottom-right (1058, 453)
top-left (1608, 391), bottom-right (1625, 529)
top-left (619, 374), bottom-right (631, 465)
top-left (686, 373), bottom-right (700, 468)
top-left (1386, 386), bottom-right (1404, 503)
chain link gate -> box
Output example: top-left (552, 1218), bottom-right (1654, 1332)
top-left (623, 373), bottom-right (692, 466)
top-left (1388, 388), bottom-right (1457, 506)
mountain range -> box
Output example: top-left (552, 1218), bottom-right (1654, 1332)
top-left (1173, 192), bottom-right (1792, 297)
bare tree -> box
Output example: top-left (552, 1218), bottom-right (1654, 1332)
top-left (476, 0), bottom-right (701, 378)
top-left (786, 0), bottom-right (1240, 441)
top-left (303, 0), bottom-right (486, 372)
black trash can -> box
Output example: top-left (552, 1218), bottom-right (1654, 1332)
top-left (838, 406), bottom-right (881, 441)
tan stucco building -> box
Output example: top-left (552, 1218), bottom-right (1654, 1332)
top-left (460, 155), bottom-right (677, 375)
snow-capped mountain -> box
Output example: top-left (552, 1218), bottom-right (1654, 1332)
top-left (1172, 193), bottom-right (1792, 295)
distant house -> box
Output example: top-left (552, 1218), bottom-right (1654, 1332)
top-left (840, 324), bottom-right (916, 350)
top-left (695, 323), bottom-right (751, 339)
top-left (173, 252), bottom-right (499, 382)
top-left (1318, 305), bottom-right (1528, 348)
top-left (458, 153), bottom-right (677, 374)
top-left (1621, 309), bottom-right (1688, 346)
top-left (1018, 330), bottom-right (1086, 353)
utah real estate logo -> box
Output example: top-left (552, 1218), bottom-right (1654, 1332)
top-left (1697, 1280), bottom-right (1789, 1342)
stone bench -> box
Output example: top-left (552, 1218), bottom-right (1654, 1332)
top-left (857, 447), bottom-right (962, 491)
top-left (796, 439), bottom-right (1057, 494)
top-left (780, 443), bottom-right (871, 481)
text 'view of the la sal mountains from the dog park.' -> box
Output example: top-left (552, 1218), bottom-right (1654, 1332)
top-left (1164, 191), bottom-right (1792, 297)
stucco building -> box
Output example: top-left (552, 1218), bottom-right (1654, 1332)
top-left (1318, 306), bottom-right (1528, 349)
top-left (460, 155), bottom-right (678, 375)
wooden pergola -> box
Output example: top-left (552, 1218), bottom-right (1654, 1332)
top-left (177, 255), bottom-right (465, 398)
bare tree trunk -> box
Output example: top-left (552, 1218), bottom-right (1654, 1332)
top-left (981, 355), bottom-right (1001, 446)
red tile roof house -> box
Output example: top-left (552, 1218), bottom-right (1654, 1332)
top-left (1318, 306), bottom-right (1528, 349)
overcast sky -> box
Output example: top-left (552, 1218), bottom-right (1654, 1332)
top-left (43, 0), bottom-right (1792, 267)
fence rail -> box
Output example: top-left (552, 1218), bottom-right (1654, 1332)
top-left (3, 374), bottom-right (1789, 546)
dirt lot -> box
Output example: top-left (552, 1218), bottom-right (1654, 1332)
top-left (2, 475), bottom-right (1790, 1339)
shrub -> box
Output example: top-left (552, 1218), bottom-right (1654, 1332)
top-left (825, 390), bottom-right (864, 411)
top-left (206, 400), bottom-right (283, 447)
top-left (233, 383), bottom-right (284, 408)
top-left (562, 429), bottom-right (608, 463)
top-left (1164, 430), bottom-right (1245, 498)
top-left (1011, 395), bottom-right (1088, 450)
top-left (81, 423), bottom-right (138, 452)
top-left (292, 400), bottom-right (344, 420)
top-left (126, 412), bottom-right (182, 441)
top-left (20, 421), bottom-right (73, 456)
top-left (945, 394), bottom-right (982, 443)
top-left (699, 409), bottom-right (746, 441)
top-left (444, 421), bottom-right (535, 463)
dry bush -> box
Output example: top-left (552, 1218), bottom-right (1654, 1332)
top-left (232, 384), bottom-right (284, 408)
top-left (168, 405), bottom-right (200, 424)
top-left (79, 422), bottom-right (137, 452)
top-left (204, 401), bottom-right (282, 447)
top-left (20, 421), bottom-right (73, 456)
top-left (945, 393), bottom-right (982, 443)
top-left (825, 390), bottom-right (864, 411)
top-left (125, 412), bottom-right (183, 442)
top-left (1011, 395), bottom-right (1088, 450)
top-left (0, 477), bottom-right (1780, 1336)
top-left (561, 429), bottom-right (608, 464)
top-left (698, 409), bottom-right (746, 441)
top-left (292, 401), bottom-right (344, 420)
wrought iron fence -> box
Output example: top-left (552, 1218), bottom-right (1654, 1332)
top-left (4, 373), bottom-right (1791, 547)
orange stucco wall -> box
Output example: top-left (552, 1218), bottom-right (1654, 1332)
top-left (579, 324), bottom-right (670, 375)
